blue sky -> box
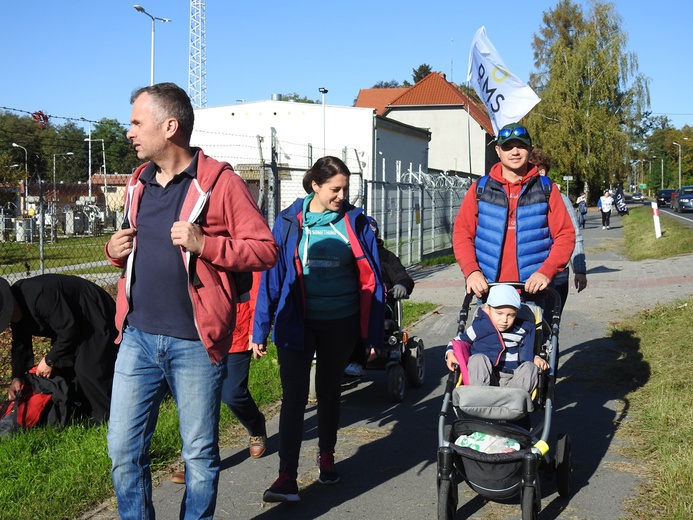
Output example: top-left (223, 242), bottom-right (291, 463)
top-left (1, 0), bottom-right (690, 134)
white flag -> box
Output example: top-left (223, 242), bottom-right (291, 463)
top-left (467, 26), bottom-right (540, 135)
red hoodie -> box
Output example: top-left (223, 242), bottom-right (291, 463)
top-left (453, 162), bottom-right (575, 283)
top-left (105, 151), bottom-right (278, 362)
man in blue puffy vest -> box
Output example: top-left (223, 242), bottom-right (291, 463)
top-left (453, 123), bottom-right (575, 299)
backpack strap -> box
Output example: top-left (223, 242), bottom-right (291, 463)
top-left (475, 175), bottom-right (490, 200)
top-left (476, 174), bottom-right (551, 201)
top-left (539, 175), bottom-right (552, 202)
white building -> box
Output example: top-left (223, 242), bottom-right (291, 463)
top-left (192, 98), bottom-right (430, 213)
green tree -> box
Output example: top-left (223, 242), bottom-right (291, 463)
top-left (371, 80), bottom-right (402, 89)
top-left (0, 152), bottom-right (25, 209)
top-left (48, 121), bottom-right (87, 183)
top-left (412, 64), bottom-right (432, 83)
top-left (282, 93), bottom-right (318, 104)
top-left (92, 118), bottom-right (139, 176)
top-left (0, 111), bottom-right (44, 179)
top-left (457, 84), bottom-right (482, 105)
top-left (525, 0), bottom-right (649, 202)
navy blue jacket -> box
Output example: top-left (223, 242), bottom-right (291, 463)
top-left (462, 308), bottom-right (536, 373)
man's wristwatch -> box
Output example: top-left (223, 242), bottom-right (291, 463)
top-left (44, 358), bottom-right (55, 367)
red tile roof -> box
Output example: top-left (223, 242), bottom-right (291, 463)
top-left (354, 87), bottom-right (409, 116)
top-left (388, 72), bottom-right (493, 134)
top-left (355, 72), bottom-right (493, 135)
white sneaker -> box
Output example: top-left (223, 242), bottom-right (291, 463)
top-left (344, 362), bottom-right (365, 377)
top-left (602, 226), bottom-right (606, 229)
top-left (607, 226), bottom-right (610, 229)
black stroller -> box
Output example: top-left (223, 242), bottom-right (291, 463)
top-left (365, 296), bottom-right (425, 402)
top-left (436, 283), bottom-right (572, 520)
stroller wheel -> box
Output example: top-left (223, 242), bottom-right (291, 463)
top-left (405, 337), bottom-right (425, 387)
top-left (386, 364), bottom-right (405, 402)
top-left (521, 484), bottom-right (539, 520)
top-left (556, 434), bottom-right (572, 498)
top-left (437, 477), bottom-right (457, 520)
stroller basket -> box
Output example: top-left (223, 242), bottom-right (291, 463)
top-left (449, 418), bottom-right (534, 500)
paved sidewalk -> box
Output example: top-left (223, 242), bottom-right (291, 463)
top-left (85, 208), bottom-right (693, 520)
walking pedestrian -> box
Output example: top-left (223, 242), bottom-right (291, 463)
top-left (453, 123), bottom-right (575, 299)
top-left (105, 82), bottom-right (277, 519)
top-left (530, 149), bottom-right (587, 314)
top-left (598, 190), bottom-right (614, 229)
top-left (344, 216), bottom-right (414, 377)
top-left (576, 192), bottom-right (587, 229)
top-left (252, 156), bottom-right (385, 503)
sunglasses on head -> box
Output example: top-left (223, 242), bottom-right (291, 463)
top-left (498, 126), bottom-right (529, 140)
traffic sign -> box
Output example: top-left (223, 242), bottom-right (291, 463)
top-left (563, 176), bottom-right (574, 180)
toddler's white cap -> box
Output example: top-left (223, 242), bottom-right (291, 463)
top-left (486, 284), bottom-right (521, 309)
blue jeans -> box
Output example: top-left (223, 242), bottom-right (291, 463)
top-left (220, 350), bottom-right (266, 437)
top-left (108, 327), bottom-right (225, 520)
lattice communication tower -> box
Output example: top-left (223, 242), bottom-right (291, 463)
top-left (188, 0), bottom-right (207, 108)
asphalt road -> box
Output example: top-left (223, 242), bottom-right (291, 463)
top-left (86, 207), bottom-right (693, 519)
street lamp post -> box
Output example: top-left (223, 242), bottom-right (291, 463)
top-left (52, 152), bottom-right (73, 242)
top-left (134, 5), bottom-right (172, 86)
top-left (633, 159), bottom-right (641, 190)
top-left (88, 138), bottom-right (108, 219)
top-left (12, 142), bottom-right (28, 213)
top-left (673, 142), bottom-right (682, 190)
top-left (318, 87), bottom-right (328, 156)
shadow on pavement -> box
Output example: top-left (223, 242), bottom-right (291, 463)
top-left (247, 342), bottom-right (451, 519)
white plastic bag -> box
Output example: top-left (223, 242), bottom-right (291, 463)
top-left (455, 431), bottom-right (521, 453)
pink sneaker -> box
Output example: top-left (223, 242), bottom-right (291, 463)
top-left (317, 451), bottom-right (340, 484)
top-left (263, 472), bottom-right (300, 502)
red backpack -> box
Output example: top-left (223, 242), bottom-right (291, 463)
top-left (0, 367), bottom-right (70, 434)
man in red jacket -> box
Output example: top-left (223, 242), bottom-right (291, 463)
top-left (453, 123), bottom-right (575, 298)
top-left (105, 82), bottom-right (277, 520)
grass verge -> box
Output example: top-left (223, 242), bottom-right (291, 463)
top-left (608, 207), bottom-right (693, 518)
top-left (0, 300), bottom-right (434, 519)
top-left (613, 299), bottom-right (693, 519)
top-left (621, 205), bottom-right (693, 260)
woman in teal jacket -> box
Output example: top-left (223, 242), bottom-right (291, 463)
top-left (252, 156), bottom-right (384, 503)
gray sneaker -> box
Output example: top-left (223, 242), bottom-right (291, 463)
top-left (344, 362), bottom-right (365, 377)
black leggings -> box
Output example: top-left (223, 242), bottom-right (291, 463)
top-left (276, 313), bottom-right (359, 477)
top-left (601, 210), bottom-right (611, 227)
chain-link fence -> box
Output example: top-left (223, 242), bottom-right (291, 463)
top-left (0, 154), bottom-right (472, 384)
top-left (0, 159), bottom-right (470, 288)
top-left (363, 170), bottom-right (471, 267)
top-left (0, 181), bottom-right (125, 288)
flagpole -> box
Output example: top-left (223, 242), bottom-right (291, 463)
top-left (465, 83), bottom-right (473, 175)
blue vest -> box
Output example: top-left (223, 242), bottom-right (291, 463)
top-left (474, 175), bottom-right (553, 282)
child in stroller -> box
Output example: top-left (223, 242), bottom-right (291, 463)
top-left (445, 284), bottom-right (549, 393)
top-left (436, 283), bottom-right (572, 520)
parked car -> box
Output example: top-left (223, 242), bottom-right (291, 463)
top-left (632, 192), bottom-right (644, 202)
top-left (674, 186), bottom-right (693, 212)
top-left (657, 189), bottom-right (676, 207)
